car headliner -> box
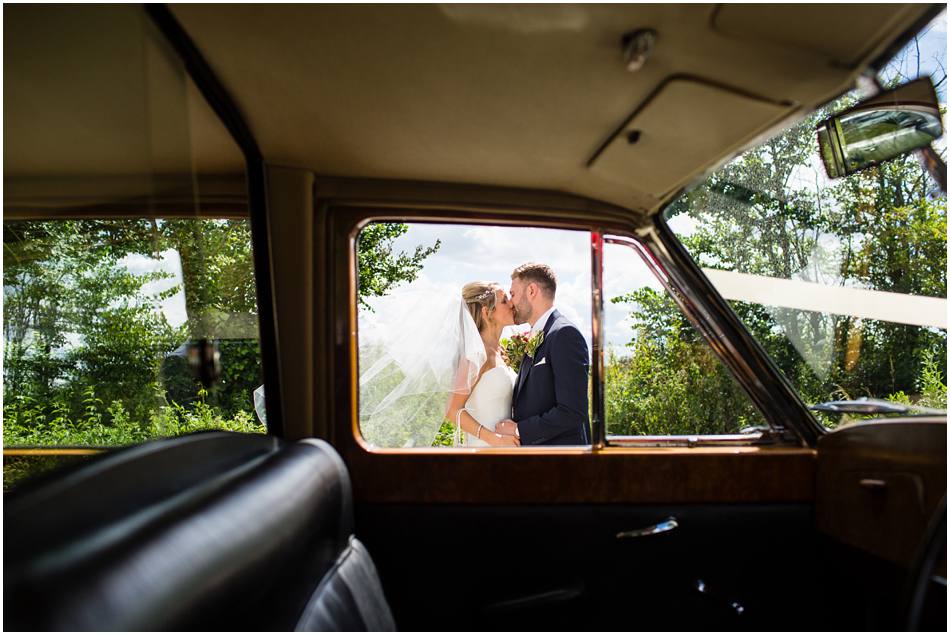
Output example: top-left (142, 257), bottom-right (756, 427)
top-left (3, 4), bottom-right (937, 217)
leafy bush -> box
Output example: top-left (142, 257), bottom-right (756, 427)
top-left (2, 387), bottom-right (264, 489)
top-left (3, 387), bottom-right (263, 449)
top-left (605, 289), bottom-right (761, 435)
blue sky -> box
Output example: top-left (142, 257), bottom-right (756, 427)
top-left (888, 10), bottom-right (946, 102)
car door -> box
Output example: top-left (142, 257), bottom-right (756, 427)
top-left (315, 200), bottom-right (825, 632)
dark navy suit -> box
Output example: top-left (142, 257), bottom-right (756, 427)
top-left (513, 309), bottom-right (590, 445)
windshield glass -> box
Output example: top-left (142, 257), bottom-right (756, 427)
top-left (665, 12), bottom-right (947, 427)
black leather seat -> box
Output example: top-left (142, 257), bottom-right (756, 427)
top-left (4, 432), bottom-right (395, 631)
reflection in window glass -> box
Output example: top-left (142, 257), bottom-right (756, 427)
top-left (3, 5), bottom-right (255, 490)
top-left (665, 18), bottom-right (947, 427)
top-left (356, 222), bottom-right (592, 448)
top-left (2, 220), bottom-right (263, 452)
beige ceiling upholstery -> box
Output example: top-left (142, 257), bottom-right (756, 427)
top-left (712, 4), bottom-right (920, 67)
top-left (4, 5), bottom-right (935, 215)
top-left (589, 78), bottom-right (792, 198)
top-left (4, 4), bottom-right (243, 214)
top-left (167, 3), bottom-right (930, 214)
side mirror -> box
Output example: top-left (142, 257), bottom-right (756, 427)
top-left (817, 77), bottom-right (943, 179)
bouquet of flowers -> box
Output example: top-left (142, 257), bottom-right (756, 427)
top-left (500, 330), bottom-right (544, 374)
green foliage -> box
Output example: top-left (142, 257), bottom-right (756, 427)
top-left (605, 289), bottom-right (761, 435)
top-left (3, 387), bottom-right (264, 448)
top-left (431, 420), bottom-right (459, 447)
top-left (3, 220), bottom-right (186, 427)
top-left (913, 349), bottom-right (948, 410)
top-left (620, 92), bottom-right (946, 435)
top-left (2, 387), bottom-right (264, 490)
top-left (2, 218), bottom-right (270, 477)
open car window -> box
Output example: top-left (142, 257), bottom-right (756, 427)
top-left (355, 222), bottom-right (593, 449)
top-left (602, 236), bottom-right (768, 441)
top-left (665, 15), bottom-right (947, 428)
top-left (354, 221), bottom-right (772, 449)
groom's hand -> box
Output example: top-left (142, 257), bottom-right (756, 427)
top-left (496, 419), bottom-right (518, 438)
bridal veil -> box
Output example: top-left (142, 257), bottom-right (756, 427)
top-left (358, 285), bottom-right (486, 447)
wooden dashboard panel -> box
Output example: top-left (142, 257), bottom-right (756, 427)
top-left (816, 417), bottom-right (947, 568)
top-left (341, 445), bottom-right (816, 505)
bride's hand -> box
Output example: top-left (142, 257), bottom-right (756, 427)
top-left (489, 432), bottom-right (520, 447)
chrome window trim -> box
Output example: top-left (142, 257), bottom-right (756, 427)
top-left (607, 433), bottom-right (765, 448)
top-left (590, 230), bottom-right (606, 450)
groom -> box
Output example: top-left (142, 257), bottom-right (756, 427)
top-left (496, 263), bottom-right (590, 445)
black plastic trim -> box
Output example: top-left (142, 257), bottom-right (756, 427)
top-left (145, 5), bottom-right (284, 437)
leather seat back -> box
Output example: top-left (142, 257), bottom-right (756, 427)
top-left (4, 432), bottom-right (394, 631)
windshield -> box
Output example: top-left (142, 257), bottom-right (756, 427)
top-left (665, 13), bottom-right (947, 427)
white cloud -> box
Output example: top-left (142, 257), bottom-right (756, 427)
top-left (930, 11), bottom-right (946, 33)
top-left (118, 249), bottom-right (188, 328)
top-left (371, 222), bottom-right (674, 356)
top-left (666, 213), bottom-right (698, 236)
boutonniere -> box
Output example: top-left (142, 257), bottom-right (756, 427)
top-left (526, 330), bottom-right (544, 359)
top-left (501, 330), bottom-right (544, 373)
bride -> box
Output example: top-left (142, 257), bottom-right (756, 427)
top-left (358, 280), bottom-right (520, 448)
top-left (445, 282), bottom-right (520, 447)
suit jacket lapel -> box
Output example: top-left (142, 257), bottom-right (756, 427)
top-left (542, 309), bottom-right (560, 338)
top-left (514, 310), bottom-right (559, 401)
top-left (514, 353), bottom-right (530, 402)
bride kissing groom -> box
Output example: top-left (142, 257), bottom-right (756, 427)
top-left (447, 263), bottom-right (591, 447)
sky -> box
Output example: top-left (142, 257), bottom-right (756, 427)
top-left (893, 11), bottom-right (946, 102)
top-left (365, 223), bottom-right (665, 357)
top-left (127, 221), bottom-right (664, 357)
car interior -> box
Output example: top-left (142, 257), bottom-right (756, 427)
top-left (3, 4), bottom-right (947, 631)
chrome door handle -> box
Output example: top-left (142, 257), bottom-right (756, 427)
top-left (616, 516), bottom-right (678, 539)
top-left (859, 478), bottom-right (887, 490)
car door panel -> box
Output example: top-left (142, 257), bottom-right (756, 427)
top-left (357, 503), bottom-right (823, 631)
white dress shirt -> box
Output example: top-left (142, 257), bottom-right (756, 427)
top-left (530, 306), bottom-right (556, 337)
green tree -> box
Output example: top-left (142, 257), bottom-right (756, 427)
top-left (608, 97), bottom-right (946, 433)
top-left (3, 217), bottom-right (441, 461)
top-left (4, 220), bottom-right (183, 431)
top-left (159, 219), bottom-right (261, 419)
top-left (606, 289), bottom-right (761, 435)
top-left (356, 223), bottom-right (440, 309)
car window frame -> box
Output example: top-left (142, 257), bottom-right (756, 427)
top-left (343, 211), bottom-right (601, 454)
top-left (600, 231), bottom-right (784, 448)
top-left (331, 204), bottom-right (816, 456)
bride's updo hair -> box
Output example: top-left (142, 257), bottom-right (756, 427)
top-left (462, 281), bottom-right (501, 332)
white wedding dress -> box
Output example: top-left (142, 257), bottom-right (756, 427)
top-left (463, 365), bottom-right (517, 447)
